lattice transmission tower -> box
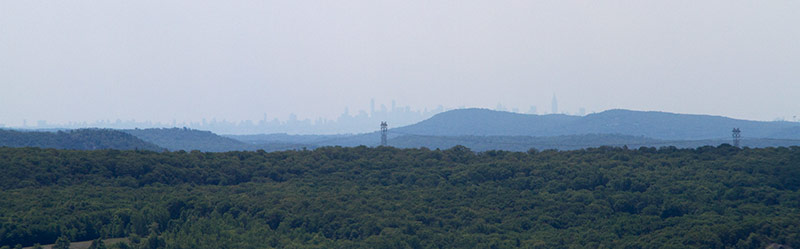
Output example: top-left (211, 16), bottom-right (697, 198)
top-left (380, 122), bottom-right (388, 146)
top-left (732, 128), bottom-right (741, 147)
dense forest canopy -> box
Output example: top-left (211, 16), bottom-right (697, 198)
top-left (0, 145), bottom-right (798, 248)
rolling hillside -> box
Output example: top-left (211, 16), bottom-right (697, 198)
top-left (226, 133), bottom-right (347, 146)
top-left (125, 128), bottom-right (310, 152)
top-left (386, 135), bottom-right (800, 152)
top-left (392, 108), bottom-right (800, 140)
top-left (0, 129), bottom-right (162, 151)
top-left (8, 109), bottom-right (798, 152)
top-left (123, 128), bottom-right (256, 152)
top-left (230, 109), bottom-right (800, 151)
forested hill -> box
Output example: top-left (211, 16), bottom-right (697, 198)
top-left (393, 108), bottom-right (800, 140)
top-left (8, 109), bottom-right (800, 152)
top-left (386, 134), bottom-right (800, 152)
top-left (226, 133), bottom-right (350, 145)
top-left (0, 129), bottom-right (162, 151)
top-left (124, 128), bottom-right (308, 152)
top-left (226, 132), bottom-right (800, 152)
top-left (123, 128), bottom-right (257, 152)
top-left (0, 146), bottom-right (798, 248)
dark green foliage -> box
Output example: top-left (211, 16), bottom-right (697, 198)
top-left (0, 129), bottom-right (162, 151)
top-left (88, 239), bottom-right (107, 249)
top-left (53, 236), bottom-right (70, 249)
top-left (110, 241), bottom-right (131, 249)
top-left (0, 145), bottom-right (799, 248)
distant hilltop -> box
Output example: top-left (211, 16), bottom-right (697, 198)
top-left (393, 108), bottom-right (800, 140)
top-left (0, 129), bottom-right (162, 151)
top-left (226, 108), bottom-right (800, 152)
top-left (3, 109), bottom-right (800, 152)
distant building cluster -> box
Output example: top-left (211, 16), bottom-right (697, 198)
top-left (8, 96), bottom-right (602, 134)
top-left (495, 94), bottom-right (586, 116)
top-left (13, 100), bottom-right (444, 135)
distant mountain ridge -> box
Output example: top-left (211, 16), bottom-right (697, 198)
top-left (5, 109), bottom-right (799, 152)
top-left (123, 128), bottom-right (255, 152)
top-left (217, 109), bottom-right (800, 151)
top-left (123, 128), bottom-right (309, 152)
top-left (0, 129), bottom-right (162, 151)
top-left (393, 108), bottom-right (800, 140)
top-left (388, 135), bottom-right (800, 152)
top-left (226, 133), bottom-right (349, 145)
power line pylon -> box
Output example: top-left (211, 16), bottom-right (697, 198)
top-left (380, 121), bottom-right (388, 146)
top-left (732, 128), bottom-right (741, 147)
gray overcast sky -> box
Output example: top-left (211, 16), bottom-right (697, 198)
top-left (1, 1), bottom-right (799, 127)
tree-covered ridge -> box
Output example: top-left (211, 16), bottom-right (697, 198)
top-left (0, 146), bottom-right (798, 248)
top-left (0, 129), bottom-right (162, 151)
top-left (122, 128), bottom-right (254, 152)
top-left (396, 108), bottom-right (800, 140)
top-left (123, 128), bottom-right (309, 152)
top-left (387, 134), bottom-right (800, 151)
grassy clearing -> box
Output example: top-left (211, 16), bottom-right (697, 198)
top-left (21, 238), bottom-right (128, 249)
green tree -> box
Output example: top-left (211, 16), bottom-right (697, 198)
top-left (144, 235), bottom-right (165, 249)
top-left (53, 236), bottom-right (70, 249)
top-left (110, 242), bottom-right (131, 249)
top-left (88, 238), bottom-right (107, 249)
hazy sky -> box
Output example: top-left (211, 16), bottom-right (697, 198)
top-left (2, 1), bottom-right (799, 127)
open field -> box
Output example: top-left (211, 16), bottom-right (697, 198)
top-left (21, 238), bottom-right (127, 249)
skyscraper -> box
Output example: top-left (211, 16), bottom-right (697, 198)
top-left (370, 98), bottom-right (375, 117)
top-left (528, 105), bottom-right (537, 114)
top-left (551, 94), bottom-right (558, 114)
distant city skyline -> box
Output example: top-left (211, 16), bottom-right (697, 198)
top-left (2, 1), bottom-right (798, 130)
top-left (3, 93), bottom-right (798, 134)
top-left (3, 97), bottom-right (602, 134)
